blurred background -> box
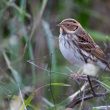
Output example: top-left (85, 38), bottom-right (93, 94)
top-left (0, 0), bottom-right (110, 110)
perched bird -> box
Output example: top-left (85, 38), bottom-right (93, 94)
top-left (58, 18), bottom-right (110, 76)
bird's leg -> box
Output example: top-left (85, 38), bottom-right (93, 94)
top-left (87, 75), bottom-right (96, 97)
top-left (70, 67), bottom-right (96, 97)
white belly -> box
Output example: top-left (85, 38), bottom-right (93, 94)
top-left (59, 35), bottom-right (84, 66)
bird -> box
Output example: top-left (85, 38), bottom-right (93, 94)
top-left (58, 18), bottom-right (110, 76)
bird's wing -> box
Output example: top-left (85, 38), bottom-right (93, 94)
top-left (75, 28), bottom-right (106, 62)
top-left (78, 41), bottom-right (105, 61)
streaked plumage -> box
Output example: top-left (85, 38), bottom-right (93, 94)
top-left (58, 18), bottom-right (110, 74)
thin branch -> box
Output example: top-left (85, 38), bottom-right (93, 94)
top-left (66, 92), bottom-right (109, 108)
top-left (67, 82), bottom-right (88, 102)
top-left (93, 105), bottom-right (110, 110)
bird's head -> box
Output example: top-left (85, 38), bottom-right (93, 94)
top-left (57, 18), bottom-right (81, 34)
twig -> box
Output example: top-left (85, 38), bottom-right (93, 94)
top-left (66, 92), bottom-right (109, 108)
top-left (93, 105), bottom-right (110, 110)
top-left (67, 82), bottom-right (88, 102)
top-left (66, 83), bottom-right (99, 109)
top-left (67, 74), bottom-right (109, 108)
top-left (79, 85), bottom-right (85, 110)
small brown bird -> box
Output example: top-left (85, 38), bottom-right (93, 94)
top-left (58, 18), bottom-right (110, 76)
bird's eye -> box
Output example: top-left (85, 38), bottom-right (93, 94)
top-left (66, 24), bottom-right (70, 26)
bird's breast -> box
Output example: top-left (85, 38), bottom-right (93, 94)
top-left (59, 35), bottom-right (84, 66)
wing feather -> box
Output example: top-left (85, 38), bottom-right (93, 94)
top-left (75, 27), bottom-right (106, 62)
